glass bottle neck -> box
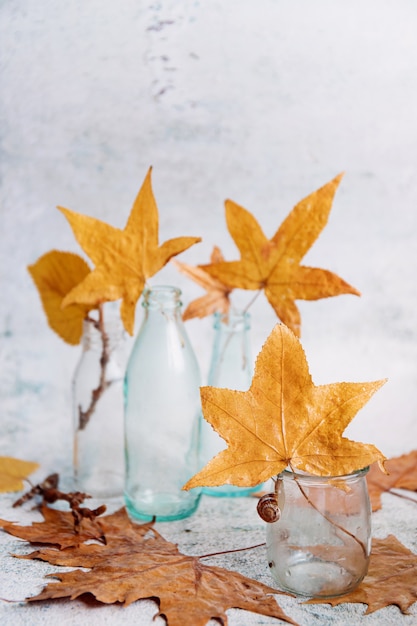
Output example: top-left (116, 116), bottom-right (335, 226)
top-left (142, 285), bottom-right (182, 313)
top-left (213, 310), bottom-right (250, 334)
top-left (208, 309), bottom-right (252, 388)
top-left (81, 317), bottom-right (124, 352)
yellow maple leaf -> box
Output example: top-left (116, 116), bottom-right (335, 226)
top-left (59, 168), bottom-right (201, 335)
top-left (173, 246), bottom-right (232, 320)
top-left (200, 174), bottom-right (360, 336)
top-left (184, 324), bottom-right (386, 490)
top-left (0, 457), bottom-right (39, 493)
top-left (28, 250), bottom-right (94, 345)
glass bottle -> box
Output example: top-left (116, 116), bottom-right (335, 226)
top-left (265, 467), bottom-right (371, 598)
top-left (124, 286), bottom-right (201, 522)
top-left (201, 310), bottom-right (260, 497)
top-left (72, 312), bottom-right (126, 498)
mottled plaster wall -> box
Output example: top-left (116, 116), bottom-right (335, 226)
top-left (1, 0), bottom-right (416, 477)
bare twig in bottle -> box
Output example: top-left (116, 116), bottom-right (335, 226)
top-left (78, 303), bottom-right (112, 430)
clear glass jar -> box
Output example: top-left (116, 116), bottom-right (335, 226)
top-left (124, 286), bottom-right (201, 521)
top-left (265, 467), bottom-right (371, 598)
top-left (72, 313), bottom-right (126, 498)
top-left (201, 310), bottom-right (260, 497)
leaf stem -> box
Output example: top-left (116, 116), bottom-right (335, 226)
top-left (198, 542), bottom-right (266, 559)
top-left (388, 489), bottom-right (417, 505)
top-left (288, 464), bottom-right (368, 559)
top-left (242, 289), bottom-right (263, 314)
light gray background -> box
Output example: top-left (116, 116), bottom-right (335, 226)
top-left (1, 0), bottom-right (416, 475)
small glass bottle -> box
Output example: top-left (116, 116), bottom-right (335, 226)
top-left (265, 467), bottom-right (371, 598)
top-left (72, 313), bottom-right (126, 498)
top-left (124, 286), bottom-right (201, 522)
top-left (201, 310), bottom-right (260, 497)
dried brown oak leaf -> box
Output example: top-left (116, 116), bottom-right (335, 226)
top-left (173, 246), bottom-right (232, 320)
top-left (58, 168), bottom-right (201, 335)
top-left (6, 507), bottom-right (296, 626)
top-left (0, 504), bottom-right (105, 548)
top-left (28, 250), bottom-right (93, 345)
top-left (308, 535), bottom-right (417, 615)
top-left (367, 449), bottom-right (417, 511)
top-left (200, 174), bottom-right (359, 336)
top-left (0, 457), bottom-right (39, 493)
top-left (184, 323), bottom-right (386, 490)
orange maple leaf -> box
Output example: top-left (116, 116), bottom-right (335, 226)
top-left (308, 535), bottom-right (417, 615)
top-left (59, 168), bottom-right (201, 335)
top-left (367, 449), bottom-right (417, 511)
top-left (184, 324), bottom-right (386, 490)
top-left (0, 505), bottom-right (104, 548)
top-left (173, 246), bottom-right (232, 320)
top-left (2, 507), bottom-right (297, 626)
top-left (200, 174), bottom-right (359, 336)
top-left (0, 457), bottom-right (39, 493)
top-left (28, 250), bottom-right (94, 345)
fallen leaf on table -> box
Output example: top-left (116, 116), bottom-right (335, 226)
top-left (28, 250), bottom-right (93, 344)
top-left (0, 457), bottom-right (39, 493)
top-left (173, 246), bottom-right (232, 320)
top-left (184, 323), bottom-right (386, 490)
top-left (200, 174), bottom-right (359, 336)
top-left (59, 167), bottom-right (201, 335)
top-left (3, 506), bottom-right (297, 626)
top-left (0, 504), bottom-right (105, 548)
top-left (307, 535), bottom-right (417, 615)
top-left (367, 449), bottom-right (417, 511)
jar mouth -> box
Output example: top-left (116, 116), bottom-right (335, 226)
top-left (278, 466), bottom-right (370, 482)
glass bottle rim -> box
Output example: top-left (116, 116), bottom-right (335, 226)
top-left (213, 308), bottom-right (250, 329)
top-left (142, 285), bottom-right (182, 308)
top-left (81, 315), bottom-right (124, 347)
top-left (277, 466), bottom-right (370, 483)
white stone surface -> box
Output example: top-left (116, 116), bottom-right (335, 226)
top-left (0, 1), bottom-right (416, 622)
top-left (0, 492), bottom-right (416, 625)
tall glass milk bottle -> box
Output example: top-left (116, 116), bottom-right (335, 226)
top-left (124, 286), bottom-right (201, 521)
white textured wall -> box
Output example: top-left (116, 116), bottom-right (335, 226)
top-left (1, 0), bottom-right (416, 478)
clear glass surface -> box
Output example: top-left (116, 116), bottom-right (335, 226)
top-left (201, 310), bottom-right (260, 497)
top-left (124, 286), bottom-right (201, 521)
top-left (72, 315), bottom-right (126, 498)
top-left (266, 467), bottom-right (371, 598)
